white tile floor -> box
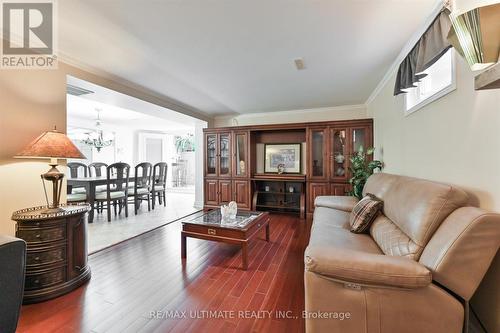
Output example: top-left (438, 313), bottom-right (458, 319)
top-left (87, 192), bottom-right (199, 253)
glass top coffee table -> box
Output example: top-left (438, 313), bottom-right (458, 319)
top-left (181, 210), bottom-right (270, 270)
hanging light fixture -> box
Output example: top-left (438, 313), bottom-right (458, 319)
top-left (81, 109), bottom-right (114, 152)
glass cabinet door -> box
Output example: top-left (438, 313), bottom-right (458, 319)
top-left (350, 127), bottom-right (368, 154)
top-left (308, 128), bottom-right (327, 179)
top-left (218, 132), bottom-right (231, 177)
top-left (330, 128), bottom-right (348, 181)
top-left (205, 133), bottom-right (217, 176)
top-left (234, 132), bottom-right (248, 177)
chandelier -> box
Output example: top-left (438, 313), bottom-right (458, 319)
top-left (81, 109), bottom-right (114, 152)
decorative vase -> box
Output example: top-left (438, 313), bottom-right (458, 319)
top-left (220, 205), bottom-right (230, 220)
top-left (335, 154), bottom-right (345, 164)
top-left (228, 201), bottom-right (237, 219)
top-left (277, 163), bottom-right (285, 174)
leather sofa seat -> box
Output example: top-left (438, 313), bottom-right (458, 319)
top-left (311, 204), bottom-right (382, 254)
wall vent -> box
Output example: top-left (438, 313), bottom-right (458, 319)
top-left (67, 84), bottom-right (94, 96)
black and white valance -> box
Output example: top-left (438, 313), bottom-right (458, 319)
top-left (394, 9), bottom-right (453, 95)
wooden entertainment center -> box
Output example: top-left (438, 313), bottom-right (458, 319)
top-left (203, 118), bottom-right (373, 220)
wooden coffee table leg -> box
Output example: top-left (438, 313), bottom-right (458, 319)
top-left (241, 242), bottom-right (248, 270)
top-left (265, 221), bottom-right (270, 241)
top-left (181, 233), bottom-right (187, 259)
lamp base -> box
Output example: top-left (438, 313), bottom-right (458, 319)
top-left (41, 162), bottom-right (65, 209)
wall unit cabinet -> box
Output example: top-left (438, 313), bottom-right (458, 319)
top-left (204, 132), bottom-right (232, 178)
top-left (203, 119), bottom-right (373, 219)
top-left (233, 180), bottom-right (251, 210)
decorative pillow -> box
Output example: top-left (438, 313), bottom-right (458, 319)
top-left (349, 194), bottom-right (383, 233)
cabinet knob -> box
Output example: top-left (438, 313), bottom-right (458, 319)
top-left (36, 234), bottom-right (41, 238)
top-left (34, 279), bottom-right (40, 284)
top-left (34, 256), bottom-right (40, 261)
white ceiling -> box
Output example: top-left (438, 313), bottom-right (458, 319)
top-left (67, 77), bottom-right (201, 134)
top-left (59, 0), bottom-right (438, 115)
top-left (67, 95), bottom-right (195, 134)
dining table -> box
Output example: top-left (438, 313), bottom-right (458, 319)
top-left (68, 175), bottom-right (142, 223)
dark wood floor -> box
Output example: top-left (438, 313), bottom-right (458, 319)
top-left (17, 214), bottom-right (309, 333)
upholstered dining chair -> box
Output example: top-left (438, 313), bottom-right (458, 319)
top-left (88, 162), bottom-right (109, 213)
top-left (151, 162), bottom-right (168, 209)
top-left (94, 162), bottom-right (130, 222)
top-left (67, 193), bottom-right (87, 204)
top-left (67, 162), bottom-right (88, 194)
top-left (129, 162), bottom-right (152, 215)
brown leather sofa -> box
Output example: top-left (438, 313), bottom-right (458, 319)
top-left (304, 173), bottom-right (500, 333)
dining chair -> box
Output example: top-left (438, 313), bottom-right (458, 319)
top-left (94, 162), bottom-right (130, 222)
top-left (67, 162), bottom-right (88, 194)
top-left (151, 162), bottom-right (168, 209)
top-left (129, 162), bottom-right (152, 215)
top-left (88, 162), bottom-right (109, 212)
top-left (88, 162), bottom-right (108, 177)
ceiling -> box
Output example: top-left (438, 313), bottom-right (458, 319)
top-left (67, 95), bottom-right (195, 134)
top-left (67, 77), bottom-right (201, 134)
top-left (59, 0), bottom-right (438, 116)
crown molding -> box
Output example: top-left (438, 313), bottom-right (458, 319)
top-left (213, 104), bottom-right (367, 120)
top-left (364, 0), bottom-right (445, 105)
top-left (57, 51), bottom-right (213, 123)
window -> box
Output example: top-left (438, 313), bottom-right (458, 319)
top-left (405, 48), bottom-right (456, 115)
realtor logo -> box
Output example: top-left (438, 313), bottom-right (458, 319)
top-left (1, 0), bottom-right (57, 69)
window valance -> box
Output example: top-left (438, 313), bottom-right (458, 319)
top-left (394, 9), bottom-right (453, 95)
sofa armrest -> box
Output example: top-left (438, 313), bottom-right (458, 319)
top-left (305, 246), bottom-right (431, 289)
top-left (314, 196), bottom-right (359, 212)
top-left (0, 235), bottom-right (26, 333)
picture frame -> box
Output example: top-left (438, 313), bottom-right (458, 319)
top-left (264, 143), bottom-right (301, 174)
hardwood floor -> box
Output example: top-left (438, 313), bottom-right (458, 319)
top-left (17, 214), bottom-right (309, 333)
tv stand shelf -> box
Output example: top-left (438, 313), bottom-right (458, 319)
top-left (252, 178), bottom-right (305, 218)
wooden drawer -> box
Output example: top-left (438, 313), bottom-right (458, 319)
top-left (17, 226), bottom-right (66, 244)
top-left (18, 218), bottom-right (65, 229)
top-left (25, 267), bottom-right (66, 290)
top-left (26, 246), bottom-right (66, 268)
top-left (244, 218), bottom-right (268, 239)
top-left (182, 224), bottom-right (244, 240)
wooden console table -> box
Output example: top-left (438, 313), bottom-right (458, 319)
top-left (12, 204), bottom-right (91, 304)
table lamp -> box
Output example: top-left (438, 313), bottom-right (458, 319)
top-left (14, 127), bottom-right (86, 213)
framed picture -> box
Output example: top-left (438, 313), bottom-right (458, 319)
top-left (264, 143), bottom-right (301, 174)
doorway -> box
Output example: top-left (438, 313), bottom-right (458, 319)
top-left (66, 76), bottom-right (207, 253)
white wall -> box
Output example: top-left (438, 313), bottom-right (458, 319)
top-left (367, 54), bottom-right (500, 333)
top-left (213, 105), bottom-right (367, 127)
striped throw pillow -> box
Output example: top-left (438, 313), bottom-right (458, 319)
top-left (349, 194), bottom-right (383, 233)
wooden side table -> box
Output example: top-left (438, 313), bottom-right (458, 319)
top-left (12, 204), bottom-right (91, 304)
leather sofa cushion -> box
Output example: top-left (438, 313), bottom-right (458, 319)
top-left (363, 173), bottom-right (469, 247)
top-left (314, 196), bottom-right (359, 212)
top-left (313, 207), bottom-right (351, 230)
top-left (305, 246), bottom-right (432, 289)
top-left (370, 215), bottom-right (423, 260)
top-left (310, 216), bottom-right (382, 254)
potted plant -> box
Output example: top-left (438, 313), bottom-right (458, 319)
top-left (348, 146), bottom-right (383, 199)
